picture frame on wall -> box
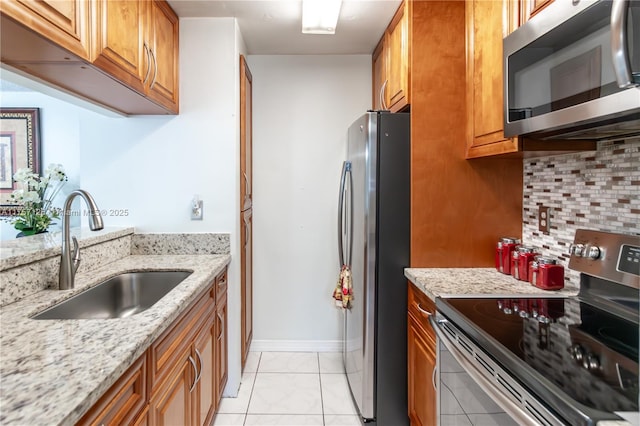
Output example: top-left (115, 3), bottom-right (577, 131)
top-left (0, 108), bottom-right (41, 216)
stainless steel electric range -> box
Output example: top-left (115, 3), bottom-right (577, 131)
top-left (431, 230), bottom-right (639, 426)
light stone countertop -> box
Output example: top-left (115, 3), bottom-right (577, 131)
top-left (0, 253), bottom-right (230, 426)
top-left (405, 267), bottom-right (579, 301)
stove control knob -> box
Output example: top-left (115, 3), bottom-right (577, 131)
top-left (583, 353), bottom-right (600, 371)
top-left (585, 245), bottom-right (601, 260)
top-left (570, 344), bottom-right (585, 362)
top-left (519, 310), bottom-right (530, 318)
top-left (570, 244), bottom-right (585, 257)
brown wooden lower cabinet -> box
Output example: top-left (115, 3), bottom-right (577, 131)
top-left (77, 268), bottom-right (228, 426)
top-left (407, 283), bottom-right (437, 426)
top-left (149, 350), bottom-right (193, 426)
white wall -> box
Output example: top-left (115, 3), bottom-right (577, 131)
top-left (248, 55), bottom-right (371, 351)
top-left (0, 89), bottom-right (83, 239)
top-left (79, 18), bottom-right (245, 395)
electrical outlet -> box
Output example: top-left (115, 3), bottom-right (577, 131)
top-left (538, 205), bottom-right (550, 234)
top-left (191, 199), bottom-right (203, 220)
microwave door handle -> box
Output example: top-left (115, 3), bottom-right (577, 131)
top-left (611, 0), bottom-right (639, 88)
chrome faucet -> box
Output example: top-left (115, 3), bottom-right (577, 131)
top-left (58, 190), bottom-right (104, 290)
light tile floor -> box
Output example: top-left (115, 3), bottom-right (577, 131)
top-left (214, 352), bottom-right (361, 426)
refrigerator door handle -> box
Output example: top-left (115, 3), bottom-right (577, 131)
top-left (338, 161), bottom-right (350, 266)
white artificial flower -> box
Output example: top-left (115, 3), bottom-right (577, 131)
top-left (22, 191), bottom-right (41, 204)
top-left (13, 168), bottom-right (36, 183)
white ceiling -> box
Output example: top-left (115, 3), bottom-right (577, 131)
top-left (166, 0), bottom-right (401, 54)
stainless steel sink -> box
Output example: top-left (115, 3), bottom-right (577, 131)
top-left (32, 271), bottom-right (192, 320)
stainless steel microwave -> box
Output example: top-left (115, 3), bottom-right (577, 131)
top-left (503, 0), bottom-right (640, 140)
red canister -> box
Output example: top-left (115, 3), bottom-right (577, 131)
top-left (516, 246), bottom-right (539, 282)
top-left (496, 237), bottom-right (520, 275)
top-left (530, 257), bottom-right (564, 290)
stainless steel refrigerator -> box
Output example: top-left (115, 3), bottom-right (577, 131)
top-left (337, 111), bottom-right (410, 426)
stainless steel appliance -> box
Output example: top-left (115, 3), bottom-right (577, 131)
top-left (503, 0), bottom-right (640, 140)
top-left (337, 111), bottom-right (410, 425)
top-left (431, 230), bottom-right (639, 425)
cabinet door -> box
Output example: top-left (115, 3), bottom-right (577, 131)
top-left (0, 0), bottom-right (91, 59)
top-left (241, 209), bottom-right (253, 368)
top-left (215, 296), bottom-right (228, 405)
top-left (521, 0), bottom-right (554, 22)
top-left (240, 55), bottom-right (253, 212)
top-left (387, 0), bottom-right (410, 112)
top-left (465, 0), bottom-right (519, 158)
top-left (193, 318), bottom-right (216, 426)
top-left (372, 36), bottom-right (388, 110)
top-left (91, 0), bottom-right (147, 93)
top-left (407, 315), bottom-right (437, 426)
top-left (240, 54), bottom-right (254, 370)
top-left (150, 352), bottom-right (193, 426)
top-left (76, 354), bottom-right (147, 426)
top-left (146, 0), bottom-right (179, 112)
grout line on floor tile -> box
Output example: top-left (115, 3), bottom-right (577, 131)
top-left (243, 353), bottom-right (261, 426)
top-left (318, 352), bottom-right (326, 426)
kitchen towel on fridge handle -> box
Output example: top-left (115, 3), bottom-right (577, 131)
top-left (332, 265), bottom-right (353, 309)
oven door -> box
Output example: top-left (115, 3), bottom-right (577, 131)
top-left (430, 314), bottom-right (566, 426)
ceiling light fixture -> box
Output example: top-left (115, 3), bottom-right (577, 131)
top-left (302, 0), bottom-right (342, 35)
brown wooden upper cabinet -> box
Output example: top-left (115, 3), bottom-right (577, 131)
top-left (520, 0), bottom-right (555, 22)
top-left (88, 0), bottom-right (179, 113)
top-left (465, 0), bottom-right (596, 158)
top-left (0, 0), bottom-right (91, 60)
top-left (0, 0), bottom-right (179, 115)
top-left (372, 0), bottom-right (410, 112)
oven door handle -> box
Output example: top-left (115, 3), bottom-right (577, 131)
top-left (429, 316), bottom-right (548, 426)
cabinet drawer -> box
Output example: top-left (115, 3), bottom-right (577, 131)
top-left (77, 354), bottom-right (147, 426)
top-left (149, 284), bottom-right (214, 391)
top-left (407, 282), bottom-right (436, 340)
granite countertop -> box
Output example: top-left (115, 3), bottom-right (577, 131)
top-left (0, 227), bottom-right (135, 270)
top-left (0, 253), bottom-right (231, 426)
top-left (405, 267), bottom-right (579, 301)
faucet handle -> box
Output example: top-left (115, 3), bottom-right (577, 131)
top-left (71, 236), bottom-right (81, 273)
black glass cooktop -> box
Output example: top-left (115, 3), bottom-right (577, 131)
top-left (437, 296), bottom-right (639, 424)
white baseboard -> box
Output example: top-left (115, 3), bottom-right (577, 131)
top-left (250, 339), bottom-right (343, 353)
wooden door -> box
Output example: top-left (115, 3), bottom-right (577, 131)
top-left (146, 0), bottom-right (179, 112)
top-left (465, 0), bottom-right (519, 157)
top-left (372, 36), bottom-right (388, 110)
top-left (240, 54), bottom-right (253, 369)
top-left (0, 0), bottom-right (91, 59)
top-left (407, 316), bottom-right (437, 426)
top-left (387, 0), bottom-right (410, 112)
top-left (150, 353), bottom-right (193, 426)
top-left (91, 0), bottom-right (147, 93)
top-left (193, 319), bottom-right (216, 426)
top-left (215, 296), bottom-right (228, 406)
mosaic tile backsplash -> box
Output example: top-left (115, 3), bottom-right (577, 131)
top-left (522, 138), bottom-right (640, 286)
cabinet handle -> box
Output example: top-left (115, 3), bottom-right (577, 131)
top-left (188, 355), bottom-right (198, 392)
top-left (379, 80), bottom-right (388, 110)
top-left (194, 348), bottom-right (203, 385)
top-left (243, 171), bottom-right (251, 197)
top-left (218, 277), bottom-right (226, 288)
top-left (244, 220), bottom-right (249, 248)
top-left (432, 365), bottom-right (438, 390)
top-left (149, 47), bottom-right (158, 90)
top-left (217, 312), bottom-right (224, 340)
top-left (416, 303), bottom-right (433, 317)
top-left (142, 43), bottom-right (152, 86)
